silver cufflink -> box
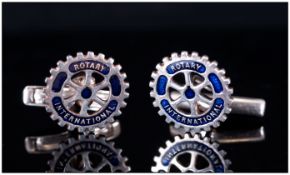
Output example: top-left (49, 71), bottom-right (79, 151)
top-left (23, 52), bottom-right (129, 133)
top-left (149, 51), bottom-right (266, 134)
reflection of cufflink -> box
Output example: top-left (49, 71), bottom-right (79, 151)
top-left (23, 52), bottom-right (129, 133)
top-left (24, 121), bottom-right (130, 172)
top-left (149, 51), bottom-right (266, 134)
top-left (152, 127), bottom-right (265, 173)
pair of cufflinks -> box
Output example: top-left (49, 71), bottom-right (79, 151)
top-left (23, 51), bottom-right (265, 172)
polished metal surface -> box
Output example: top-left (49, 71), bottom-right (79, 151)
top-left (169, 125), bottom-right (265, 144)
top-left (25, 120), bottom-right (121, 154)
top-left (231, 97), bottom-right (266, 117)
top-left (22, 52), bottom-right (129, 133)
top-left (149, 51), bottom-right (266, 134)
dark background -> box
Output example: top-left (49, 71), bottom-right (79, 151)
top-left (2, 3), bottom-right (288, 172)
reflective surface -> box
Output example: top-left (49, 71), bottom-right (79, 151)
top-left (25, 133), bottom-right (130, 172)
top-left (3, 2), bottom-right (287, 172)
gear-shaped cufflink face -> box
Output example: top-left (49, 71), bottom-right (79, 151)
top-left (149, 51), bottom-right (233, 134)
top-left (48, 135), bottom-right (130, 172)
top-left (44, 52), bottom-right (129, 132)
top-left (151, 134), bottom-right (231, 173)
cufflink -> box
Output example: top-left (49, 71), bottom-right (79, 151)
top-left (23, 52), bottom-right (129, 133)
top-left (149, 51), bottom-right (266, 134)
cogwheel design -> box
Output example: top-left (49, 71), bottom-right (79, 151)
top-left (151, 134), bottom-right (231, 173)
top-left (149, 51), bottom-right (233, 134)
top-left (45, 52), bottom-right (129, 133)
top-left (48, 135), bottom-right (130, 172)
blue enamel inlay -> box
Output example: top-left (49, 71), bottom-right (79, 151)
top-left (161, 98), bottom-right (224, 126)
top-left (161, 141), bottom-right (225, 172)
top-left (208, 73), bottom-right (223, 93)
top-left (52, 97), bottom-right (118, 126)
top-left (166, 60), bottom-right (206, 74)
top-left (156, 75), bottom-right (168, 95)
top-left (81, 87), bottom-right (92, 99)
top-left (68, 60), bottom-right (110, 75)
top-left (110, 75), bottom-right (121, 96)
top-left (184, 87), bottom-right (195, 99)
top-left (52, 72), bottom-right (67, 93)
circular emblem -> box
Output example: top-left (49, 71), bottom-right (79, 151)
top-left (48, 135), bottom-right (130, 172)
top-left (149, 51), bottom-right (233, 133)
top-left (151, 134), bottom-right (231, 173)
top-left (45, 52), bottom-right (129, 132)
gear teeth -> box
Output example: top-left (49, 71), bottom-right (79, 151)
top-left (122, 73), bottom-right (127, 79)
top-left (210, 61), bottom-right (218, 67)
top-left (204, 126), bottom-right (211, 132)
top-left (228, 87), bottom-right (234, 94)
top-left (97, 53), bottom-right (105, 60)
top-left (220, 115), bottom-right (227, 122)
top-left (150, 91), bottom-right (155, 97)
top-left (219, 69), bottom-right (226, 75)
top-left (184, 133), bottom-right (190, 139)
top-left (191, 52), bottom-right (199, 57)
top-left (116, 64), bottom-right (122, 71)
top-left (151, 72), bottom-right (158, 79)
top-left (57, 121), bottom-right (65, 127)
top-left (212, 142), bottom-right (219, 149)
top-left (67, 125), bottom-right (75, 131)
top-left (76, 52), bottom-right (84, 57)
top-left (190, 130), bottom-right (196, 136)
top-left (124, 92), bottom-right (129, 98)
top-left (158, 147), bottom-right (165, 153)
top-left (149, 81), bottom-right (154, 88)
top-left (181, 51), bottom-right (189, 57)
top-left (174, 135), bottom-right (181, 141)
top-left (165, 140), bottom-right (171, 146)
top-left (193, 134), bottom-right (199, 139)
top-left (171, 52), bottom-right (178, 58)
top-left (158, 109), bottom-right (164, 116)
top-left (156, 63), bottom-right (162, 71)
top-left (151, 166), bottom-right (158, 172)
top-left (116, 110), bottom-right (122, 116)
top-left (225, 108), bottom-right (231, 114)
top-left (153, 156), bottom-right (159, 162)
top-left (203, 137), bottom-right (210, 143)
top-left (120, 101), bottom-right (127, 107)
top-left (87, 51), bottom-right (95, 58)
top-left (219, 150), bottom-right (227, 156)
top-left (162, 57), bottom-right (169, 63)
top-left (201, 55), bottom-right (209, 61)
top-left (225, 159), bottom-right (232, 166)
top-left (124, 82), bottom-right (130, 88)
top-left (224, 78), bottom-right (231, 85)
top-left (56, 61), bottom-right (64, 67)
top-left (174, 123), bottom-right (181, 129)
top-left (45, 77), bottom-right (50, 83)
top-left (77, 126), bottom-right (84, 133)
top-left (108, 58), bottom-right (114, 64)
top-left (66, 55), bottom-right (74, 61)
top-left (213, 121), bottom-right (220, 128)
top-left (49, 68), bottom-right (57, 74)
top-left (165, 118), bottom-right (171, 123)
top-left (153, 101), bottom-right (158, 107)
top-left (50, 114), bottom-right (58, 120)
